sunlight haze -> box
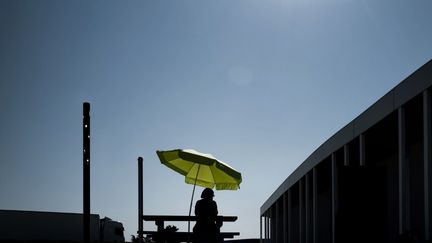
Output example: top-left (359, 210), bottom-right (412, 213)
top-left (1, 0), bottom-right (431, 240)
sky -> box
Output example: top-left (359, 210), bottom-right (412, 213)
top-left (0, 0), bottom-right (431, 240)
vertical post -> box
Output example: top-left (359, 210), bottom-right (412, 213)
top-left (268, 213), bottom-right (271, 243)
top-left (331, 153), bottom-right (338, 243)
top-left (399, 107), bottom-right (407, 234)
top-left (264, 214), bottom-right (270, 242)
top-left (306, 173), bottom-right (310, 243)
top-left (275, 200), bottom-right (279, 243)
top-left (270, 207), bottom-right (274, 243)
top-left (288, 189), bottom-right (292, 243)
top-left (300, 178), bottom-right (305, 243)
top-left (83, 102), bottom-right (90, 243)
top-left (360, 134), bottom-right (366, 166)
top-left (264, 214), bottom-right (267, 242)
top-left (283, 192), bottom-right (287, 243)
top-left (138, 157), bottom-right (144, 243)
top-left (264, 216), bottom-right (267, 243)
top-left (344, 144), bottom-right (349, 166)
top-left (313, 168), bottom-right (318, 243)
top-left (269, 209), bottom-right (271, 243)
top-left (260, 215), bottom-right (263, 243)
top-left (425, 90), bottom-right (432, 240)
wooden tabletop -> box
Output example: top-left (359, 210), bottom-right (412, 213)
top-left (142, 215), bottom-right (237, 222)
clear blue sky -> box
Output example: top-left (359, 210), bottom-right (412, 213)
top-left (0, 0), bottom-right (431, 240)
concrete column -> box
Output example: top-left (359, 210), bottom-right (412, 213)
top-left (306, 173), bottom-right (311, 243)
top-left (283, 192), bottom-right (288, 243)
top-left (271, 207), bottom-right (274, 243)
top-left (313, 168), bottom-right (317, 243)
top-left (360, 134), bottom-right (366, 166)
top-left (332, 153), bottom-right (338, 243)
top-left (424, 90), bottom-right (432, 240)
top-left (288, 189), bottom-right (292, 243)
top-left (265, 214), bottom-right (268, 242)
top-left (260, 215), bottom-right (263, 243)
top-left (268, 213), bottom-right (271, 243)
top-left (269, 208), bottom-right (272, 243)
top-left (276, 200), bottom-right (280, 243)
top-left (344, 144), bottom-right (349, 166)
top-left (300, 178), bottom-right (305, 243)
top-left (265, 213), bottom-right (268, 242)
top-left (399, 107), bottom-right (408, 234)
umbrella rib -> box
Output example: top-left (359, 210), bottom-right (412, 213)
top-left (209, 165), bottom-right (216, 186)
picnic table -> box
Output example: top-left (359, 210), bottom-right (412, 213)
top-left (141, 215), bottom-right (240, 242)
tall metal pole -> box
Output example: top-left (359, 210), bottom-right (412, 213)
top-left (138, 157), bottom-right (144, 243)
top-left (83, 102), bottom-right (91, 243)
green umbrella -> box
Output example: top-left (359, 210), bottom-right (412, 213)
top-left (156, 149), bottom-right (242, 237)
top-left (157, 149), bottom-right (242, 190)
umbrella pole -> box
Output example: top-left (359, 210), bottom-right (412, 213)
top-left (188, 164), bottom-right (201, 243)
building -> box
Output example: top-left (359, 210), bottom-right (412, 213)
top-left (260, 60), bottom-right (432, 243)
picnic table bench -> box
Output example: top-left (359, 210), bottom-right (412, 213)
top-left (141, 215), bottom-right (240, 242)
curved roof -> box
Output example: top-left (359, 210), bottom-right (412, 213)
top-left (261, 59), bottom-right (432, 214)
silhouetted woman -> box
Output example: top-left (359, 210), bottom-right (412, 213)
top-left (193, 188), bottom-right (220, 243)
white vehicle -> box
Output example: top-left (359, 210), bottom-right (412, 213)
top-left (0, 209), bottom-right (125, 242)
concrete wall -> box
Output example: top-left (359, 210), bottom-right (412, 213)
top-left (0, 210), bottom-right (100, 241)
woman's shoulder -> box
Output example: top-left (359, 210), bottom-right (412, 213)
top-left (196, 198), bottom-right (216, 206)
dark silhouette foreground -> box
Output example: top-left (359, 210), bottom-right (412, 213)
top-left (193, 188), bottom-right (221, 243)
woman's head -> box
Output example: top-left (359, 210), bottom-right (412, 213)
top-left (201, 188), bottom-right (214, 199)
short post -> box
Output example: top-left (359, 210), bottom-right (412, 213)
top-left (138, 157), bottom-right (144, 243)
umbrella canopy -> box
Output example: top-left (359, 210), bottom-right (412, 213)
top-left (156, 149), bottom-right (242, 190)
top-left (156, 149), bottom-right (242, 241)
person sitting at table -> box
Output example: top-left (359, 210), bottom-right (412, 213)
top-left (193, 188), bottom-right (221, 243)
